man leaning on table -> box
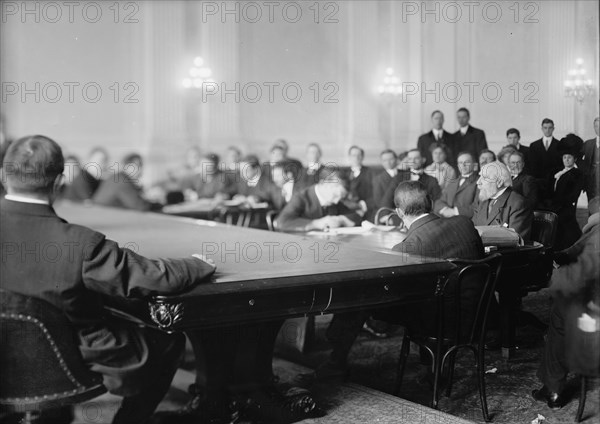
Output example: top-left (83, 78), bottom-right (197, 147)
top-left (472, 161), bottom-right (533, 242)
top-left (276, 179), bottom-right (362, 232)
top-left (0, 135), bottom-right (217, 424)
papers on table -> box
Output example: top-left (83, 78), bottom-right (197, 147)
top-left (307, 221), bottom-right (400, 236)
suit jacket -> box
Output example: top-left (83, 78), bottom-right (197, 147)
top-left (61, 170), bottom-right (101, 201)
top-left (471, 187), bottom-right (533, 242)
top-left (434, 173), bottom-right (479, 217)
top-left (276, 186), bottom-right (362, 232)
top-left (581, 138), bottom-right (599, 198)
top-left (392, 214), bottom-right (484, 261)
top-left (372, 170), bottom-right (396, 209)
top-left (511, 173), bottom-right (539, 210)
top-left (93, 173), bottom-right (155, 211)
top-left (417, 130), bottom-right (455, 166)
top-left (452, 126), bottom-right (488, 163)
top-left (528, 137), bottom-right (562, 181)
top-left (381, 171), bottom-right (442, 209)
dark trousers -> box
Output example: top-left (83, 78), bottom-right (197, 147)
top-left (538, 300), bottom-right (569, 393)
top-left (112, 330), bottom-right (185, 424)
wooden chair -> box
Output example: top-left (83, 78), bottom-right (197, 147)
top-left (266, 210), bottom-right (279, 231)
top-left (374, 207), bottom-right (401, 226)
top-left (394, 253), bottom-right (503, 422)
top-left (0, 289), bottom-right (106, 423)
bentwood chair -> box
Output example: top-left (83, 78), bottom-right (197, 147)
top-left (0, 289), bottom-right (106, 423)
top-left (394, 253), bottom-right (503, 422)
top-left (374, 207), bottom-right (402, 226)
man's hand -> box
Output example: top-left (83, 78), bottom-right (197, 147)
top-left (192, 253), bottom-right (216, 269)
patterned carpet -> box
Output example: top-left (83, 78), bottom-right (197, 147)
top-left (275, 290), bottom-right (599, 424)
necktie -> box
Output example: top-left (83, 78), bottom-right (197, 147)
top-left (487, 199), bottom-right (496, 218)
top-left (545, 139), bottom-right (549, 150)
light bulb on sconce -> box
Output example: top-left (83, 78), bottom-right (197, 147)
top-left (378, 68), bottom-right (403, 96)
top-left (564, 58), bottom-right (594, 103)
top-left (182, 57), bottom-right (214, 90)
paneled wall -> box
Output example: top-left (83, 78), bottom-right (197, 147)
top-left (1, 1), bottom-right (598, 183)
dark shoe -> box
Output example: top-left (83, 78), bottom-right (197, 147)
top-left (150, 385), bottom-right (240, 424)
top-left (242, 384), bottom-right (325, 423)
top-left (532, 386), bottom-right (566, 410)
top-left (362, 318), bottom-right (389, 338)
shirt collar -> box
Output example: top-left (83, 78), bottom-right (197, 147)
top-left (408, 213), bottom-right (430, 229)
top-left (460, 125), bottom-right (469, 135)
top-left (386, 168), bottom-right (397, 178)
top-left (433, 128), bottom-right (443, 137)
top-left (4, 194), bottom-right (50, 205)
top-left (307, 162), bottom-right (321, 172)
top-left (461, 172), bottom-right (474, 179)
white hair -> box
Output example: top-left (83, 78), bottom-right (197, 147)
top-left (480, 161), bottom-right (512, 188)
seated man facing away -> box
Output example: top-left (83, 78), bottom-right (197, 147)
top-left (276, 179), bottom-right (362, 232)
top-left (533, 199), bottom-right (600, 410)
top-left (434, 151), bottom-right (478, 218)
top-left (472, 161), bottom-right (533, 242)
top-left (61, 147), bottom-right (109, 202)
top-left (0, 135), bottom-right (217, 424)
top-left (306, 181), bottom-right (484, 380)
top-left (93, 152), bottom-right (161, 211)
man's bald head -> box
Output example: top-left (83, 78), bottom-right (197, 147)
top-left (2, 135), bottom-right (64, 196)
top-left (476, 161), bottom-right (512, 202)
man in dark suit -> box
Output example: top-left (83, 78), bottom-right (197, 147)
top-left (305, 181), bottom-right (484, 381)
top-left (528, 118), bottom-right (563, 201)
top-left (417, 110), bottom-right (455, 166)
top-left (276, 180), bottom-right (362, 232)
top-left (533, 200), bottom-right (599, 410)
top-left (372, 149), bottom-right (398, 210)
top-left (295, 143), bottom-right (336, 192)
top-left (434, 151), bottom-right (478, 218)
top-left (508, 151), bottom-right (539, 210)
top-left (0, 135), bottom-right (217, 424)
top-left (381, 149), bottom-right (441, 210)
top-left (93, 153), bottom-right (160, 211)
top-left (453, 108), bottom-right (488, 162)
top-left (581, 117), bottom-right (600, 202)
top-left (62, 147), bottom-right (108, 202)
top-left (342, 145), bottom-right (375, 219)
top-left (506, 128), bottom-right (529, 164)
top-left (472, 161), bottom-right (533, 242)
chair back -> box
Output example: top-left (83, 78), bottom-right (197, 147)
top-left (0, 289), bottom-right (106, 413)
top-left (442, 253), bottom-right (503, 346)
top-left (531, 210), bottom-right (558, 249)
top-left (374, 207), bottom-right (402, 226)
top-left (266, 210), bottom-right (279, 231)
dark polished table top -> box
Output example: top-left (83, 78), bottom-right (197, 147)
top-left (54, 202), bottom-right (455, 329)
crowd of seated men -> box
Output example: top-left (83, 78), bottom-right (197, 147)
top-left (0, 111), bottom-right (598, 423)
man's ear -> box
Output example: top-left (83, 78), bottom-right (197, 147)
top-left (53, 174), bottom-right (65, 193)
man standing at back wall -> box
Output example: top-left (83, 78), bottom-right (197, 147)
top-left (453, 107), bottom-right (488, 163)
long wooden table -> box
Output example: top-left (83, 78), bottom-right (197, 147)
top-left (54, 202), bottom-right (456, 331)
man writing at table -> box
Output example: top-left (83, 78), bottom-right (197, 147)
top-left (276, 179), bottom-right (362, 232)
top-left (304, 181), bottom-right (484, 381)
top-left (0, 135), bottom-right (217, 424)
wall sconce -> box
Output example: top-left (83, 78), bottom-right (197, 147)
top-left (182, 57), bottom-right (214, 89)
top-left (378, 68), bottom-right (402, 96)
top-left (564, 58), bottom-right (594, 103)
